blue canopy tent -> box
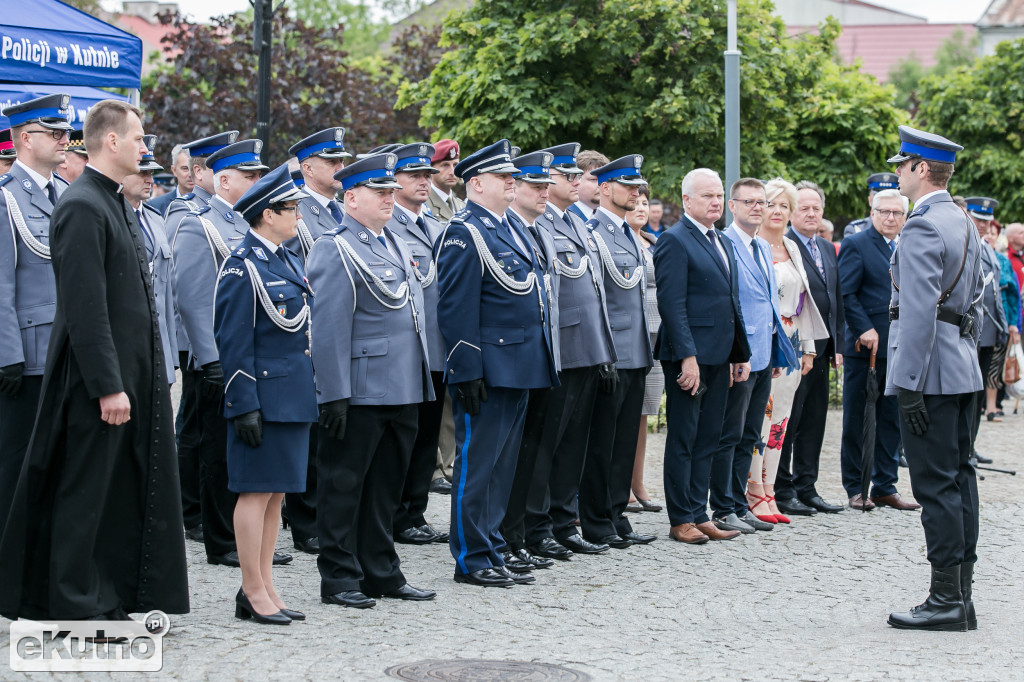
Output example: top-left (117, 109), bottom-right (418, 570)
top-left (0, 84), bottom-right (128, 130)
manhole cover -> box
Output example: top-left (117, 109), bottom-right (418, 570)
top-left (385, 659), bottom-right (591, 681)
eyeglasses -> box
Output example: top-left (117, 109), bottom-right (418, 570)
top-left (550, 170), bottom-right (582, 182)
top-left (271, 206), bottom-right (298, 214)
top-left (26, 129), bottom-right (70, 141)
top-left (873, 209), bottom-right (906, 219)
top-left (736, 199), bottom-right (766, 208)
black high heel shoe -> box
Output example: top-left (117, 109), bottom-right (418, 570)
top-left (279, 608), bottom-right (305, 621)
top-left (235, 589), bottom-right (291, 625)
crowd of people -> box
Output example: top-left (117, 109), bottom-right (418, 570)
top-left (0, 94), bottom-right (995, 633)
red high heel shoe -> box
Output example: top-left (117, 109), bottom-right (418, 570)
top-left (746, 493), bottom-right (778, 524)
top-left (765, 495), bottom-right (790, 524)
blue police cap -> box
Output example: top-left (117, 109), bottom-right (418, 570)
top-left (355, 143), bottom-right (401, 160)
top-left (182, 131), bottom-right (239, 159)
top-left (0, 128), bottom-right (14, 159)
top-left (539, 143), bottom-right (583, 174)
top-left (290, 167), bottom-right (305, 188)
top-left (393, 143), bottom-right (439, 174)
top-left (234, 163), bottom-right (308, 224)
top-left (593, 154), bottom-right (645, 186)
top-left (455, 139), bottom-right (520, 181)
top-left (153, 173), bottom-right (174, 187)
top-left (1, 94), bottom-right (73, 131)
top-left (208, 139), bottom-right (269, 174)
top-left (334, 153), bottom-right (402, 191)
top-left (964, 196), bottom-right (998, 221)
top-left (66, 129), bottom-right (88, 157)
top-left (512, 150), bottom-right (556, 185)
top-left (288, 127), bottom-right (350, 162)
top-left (867, 172), bottom-right (898, 190)
top-left (139, 135), bottom-right (163, 172)
top-left (888, 125), bottom-right (963, 165)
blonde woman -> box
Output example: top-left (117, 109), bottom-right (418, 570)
top-left (747, 178), bottom-right (829, 523)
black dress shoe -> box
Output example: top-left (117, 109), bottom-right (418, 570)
top-left (495, 565), bottom-right (535, 584)
top-left (597, 534), bottom-right (633, 549)
top-left (236, 589), bottom-right (291, 624)
top-left (774, 497), bottom-right (817, 516)
top-left (273, 552), bottom-right (293, 565)
top-left (396, 526), bottom-right (438, 544)
top-left (801, 495), bottom-right (844, 513)
top-left (502, 551), bottom-right (536, 574)
top-left (377, 583), bottom-right (436, 601)
top-left (420, 524), bottom-right (449, 543)
top-left (527, 537), bottom-right (573, 561)
top-left (321, 591), bottom-right (376, 608)
top-left (279, 608), bottom-right (305, 620)
top-left (514, 547), bottom-right (554, 569)
top-left (453, 568), bottom-right (514, 587)
top-left (973, 451), bottom-right (993, 464)
top-left (294, 537), bottom-right (320, 554)
top-left (622, 531), bottom-right (657, 544)
top-left (184, 524), bottom-right (204, 542)
top-left (559, 533), bottom-right (609, 554)
top-left (208, 551), bottom-right (241, 567)
top-left (429, 478), bottom-right (453, 494)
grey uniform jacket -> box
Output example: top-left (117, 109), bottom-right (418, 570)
top-left (536, 204), bottom-right (616, 370)
top-left (305, 214), bottom-right (434, 407)
top-left (165, 185), bottom-right (212, 354)
top-left (508, 208), bottom-right (562, 373)
top-left (135, 203), bottom-right (178, 384)
top-left (172, 195), bottom-right (248, 367)
top-left (289, 194), bottom-right (343, 261)
top-left (886, 191), bottom-right (985, 396)
top-left (386, 207), bottom-right (444, 372)
top-left (586, 210), bottom-right (653, 371)
top-left (426, 188), bottom-right (465, 224)
top-left (978, 241), bottom-right (1008, 348)
top-left (0, 164), bottom-right (68, 375)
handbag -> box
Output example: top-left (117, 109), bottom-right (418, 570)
top-left (1004, 344), bottom-right (1024, 398)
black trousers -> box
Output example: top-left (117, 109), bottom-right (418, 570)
top-left (840, 356), bottom-right (901, 498)
top-left (317, 403), bottom-right (417, 596)
top-left (524, 366), bottom-right (599, 544)
top-left (971, 346), bottom-right (994, 450)
top-left (500, 386), bottom-right (553, 550)
top-left (284, 424), bottom-right (318, 542)
top-left (709, 366), bottom-right (772, 518)
top-left (777, 352), bottom-right (830, 500)
top-left (195, 379), bottom-right (237, 558)
top-left (394, 372), bottom-right (446, 534)
top-left (176, 351), bottom-right (201, 529)
top-left (901, 393), bottom-right (979, 567)
top-left (662, 361), bottom-right (731, 526)
top-left (0, 375), bottom-right (42, 530)
top-left (578, 367), bottom-right (647, 541)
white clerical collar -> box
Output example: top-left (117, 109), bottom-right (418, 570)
top-left (249, 229), bottom-right (279, 254)
top-left (597, 206), bottom-right (627, 227)
top-left (15, 159), bottom-right (53, 192)
top-left (431, 184), bottom-right (452, 203)
top-left (394, 201), bottom-right (426, 222)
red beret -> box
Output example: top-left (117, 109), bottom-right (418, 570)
top-left (431, 139), bottom-right (460, 164)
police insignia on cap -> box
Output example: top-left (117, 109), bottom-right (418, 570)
top-left (359, 231), bottom-right (369, 242)
top-left (419, 145), bottom-right (428, 157)
top-left (310, 205), bottom-right (319, 216)
top-left (984, 199), bottom-right (991, 208)
top-left (385, 154), bottom-right (396, 170)
top-left (634, 155), bottom-right (643, 170)
top-left (335, 128), bottom-right (344, 142)
top-left (254, 140), bottom-right (263, 153)
top-left (502, 141), bottom-right (510, 155)
top-left (60, 95), bottom-right (70, 108)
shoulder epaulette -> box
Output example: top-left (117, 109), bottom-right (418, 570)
top-left (142, 203), bottom-right (162, 216)
top-left (909, 205), bottom-right (930, 218)
top-left (0, 174), bottom-right (11, 188)
top-left (229, 244), bottom-right (250, 259)
top-left (193, 205), bottom-right (212, 216)
top-left (173, 193), bottom-right (196, 202)
top-left (52, 173), bottom-right (70, 186)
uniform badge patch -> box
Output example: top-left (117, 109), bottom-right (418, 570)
top-left (236, 248), bottom-right (245, 254)
top-left (253, 246), bottom-right (268, 261)
top-left (624, 269), bottom-right (631, 278)
top-left (310, 205), bottom-right (320, 216)
top-left (588, 237), bottom-right (597, 250)
top-left (219, 267), bottom-right (244, 279)
top-left (443, 238), bottom-right (466, 249)
top-left (482, 217), bottom-right (493, 227)
top-left (225, 211), bottom-right (235, 221)
top-left (22, 180), bottom-right (32, 191)
top-left (607, 224), bottom-right (614, 233)
top-left (359, 231), bottom-right (369, 242)
top-left (385, 270), bottom-right (393, 277)
top-left (567, 255), bottom-right (573, 264)
top-left (397, 213), bottom-right (408, 224)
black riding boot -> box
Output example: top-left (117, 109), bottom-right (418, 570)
top-left (888, 565), bottom-right (968, 632)
top-left (960, 562), bottom-right (977, 630)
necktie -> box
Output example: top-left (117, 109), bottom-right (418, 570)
top-left (327, 200), bottom-right (343, 224)
top-left (751, 239), bottom-right (768, 283)
top-left (277, 248), bottom-right (297, 276)
top-left (415, 216), bottom-right (427, 235)
top-left (46, 181), bottom-right (57, 207)
top-left (888, 240), bottom-right (896, 255)
top-left (447, 195), bottom-right (456, 213)
top-left (622, 223), bottom-right (639, 257)
top-left (706, 228), bottom-right (729, 272)
top-left (807, 236), bottom-right (825, 281)
top-left (136, 209), bottom-right (153, 250)
top-left (378, 234), bottom-right (388, 249)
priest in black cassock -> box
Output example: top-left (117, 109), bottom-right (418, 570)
top-left (0, 100), bottom-right (189, 620)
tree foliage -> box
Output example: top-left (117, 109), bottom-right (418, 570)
top-left (917, 38), bottom-right (1024, 219)
top-left (398, 0), bottom-right (907, 219)
top-left (888, 28), bottom-right (978, 115)
top-left (141, 12), bottom-right (440, 167)
top-left (286, 0), bottom-right (391, 59)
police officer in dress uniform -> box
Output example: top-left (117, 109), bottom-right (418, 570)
top-left (308, 153), bottom-right (436, 609)
top-left (0, 128), bottom-right (16, 175)
top-left (57, 129), bottom-right (88, 184)
top-left (122, 135), bottom-right (177, 386)
top-left (287, 127), bottom-right (350, 260)
top-left (522, 143), bottom-right (620, 560)
top-left (0, 94), bottom-right (72, 527)
top-left (435, 140), bottom-right (559, 588)
top-left (578, 155), bottom-right (656, 549)
top-left (167, 129), bottom-right (238, 542)
top-left (843, 172), bottom-right (899, 237)
top-left (174, 139), bottom-right (293, 567)
top-left (387, 143), bottom-right (452, 547)
top-left (885, 126), bottom-right (985, 632)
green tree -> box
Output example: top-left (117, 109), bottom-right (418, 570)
top-left (399, 0), bottom-right (906, 218)
top-left (917, 38), bottom-right (1024, 218)
top-left (888, 28), bottom-right (978, 115)
top-left (287, 0), bottom-right (391, 59)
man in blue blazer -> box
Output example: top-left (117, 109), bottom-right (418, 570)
top-left (710, 178), bottom-right (797, 533)
top-left (838, 189), bottom-right (920, 512)
top-left (654, 168), bottom-right (751, 544)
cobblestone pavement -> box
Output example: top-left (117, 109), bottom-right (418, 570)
top-left (4, 407), bottom-right (1022, 681)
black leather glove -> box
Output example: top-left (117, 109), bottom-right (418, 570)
top-left (456, 379), bottom-right (488, 417)
top-left (0, 362), bottom-right (25, 397)
top-left (597, 363), bottom-right (619, 394)
top-left (318, 398), bottom-right (349, 441)
top-left (200, 361), bottom-right (224, 400)
top-left (897, 389), bottom-right (930, 437)
top-left (234, 410), bottom-right (263, 448)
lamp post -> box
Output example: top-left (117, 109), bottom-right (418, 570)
top-left (251, 0), bottom-right (279, 152)
top-left (724, 0), bottom-right (740, 224)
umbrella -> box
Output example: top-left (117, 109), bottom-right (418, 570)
top-left (859, 344), bottom-right (879, 511)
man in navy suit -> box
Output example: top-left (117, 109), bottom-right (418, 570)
top-left (710, 178), bottom-right (798, 534)
top-left (839, 189), bottom-right (920, 512)
top-left (776, 181), bottom-right (846, 516)
top-left (654, 168), bottom-right (751, 545)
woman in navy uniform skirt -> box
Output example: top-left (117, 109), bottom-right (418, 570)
top-left (214, 164), bottom-right (316, 625)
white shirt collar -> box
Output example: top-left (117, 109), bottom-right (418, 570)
top-left (15, 159), bottom-right (53, 192)
top-left (210, 194), bottom-right (233, 212)
top-left (507, 207), bottom-right (533, 228)
top-left (249, 229), bottom-right (279, 254)
top-left (914, 189), bottom-right (947, 207)
top-left (430, 184), bottom-right (452, 203)
top-left (729, 222), bottom-right (755, 249)
top-left (393, 200), bottom-right (426, 222)
top-left (547, 202), bottom-right (566, 220)
top-left (305, 187), bottom-right (333, 208)
top-left (573, 200), bottom-right (596, 218)
top-left (597, 206), bottom-right (626, 227)
top-left (685, 212), bottom-right (715, 234)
